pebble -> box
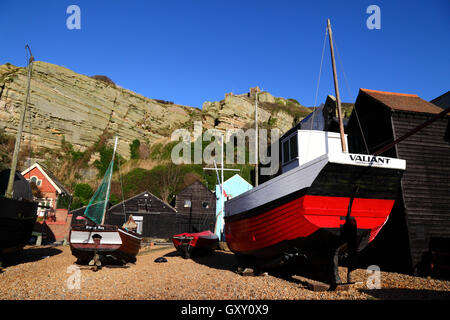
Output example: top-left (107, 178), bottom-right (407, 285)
top-left (0, 245), bottom-right (449, 300)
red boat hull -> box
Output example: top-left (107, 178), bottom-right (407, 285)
top-left (172, 230), bottom-right (218, 258)
top-left (224, 157), bottom-right (405, 285)
top-left (225, 194), bottom-right (393, 258)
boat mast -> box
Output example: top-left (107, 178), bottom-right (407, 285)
top-left (101, 136), bottom-right (118, 225)
top-left (5, 45), bottom-right (34, 199)
top-left (327, 19), bottom-right (347, 153)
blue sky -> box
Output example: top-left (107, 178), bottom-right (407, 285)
top-left (0, 0), bottom-right (448, 108)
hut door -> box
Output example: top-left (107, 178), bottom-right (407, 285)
top-left (134, 216), bottom-right (143, 235)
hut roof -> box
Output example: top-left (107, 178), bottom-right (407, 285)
top-left (177, 179), bottom-right (214, 196)
top-left (108, 190), bottom-right (177, 212)
top-left (359, 88), bottom-right (443, 114)
top-left (21, 162), bottom-right (71, 195)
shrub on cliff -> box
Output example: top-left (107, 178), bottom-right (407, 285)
top-left (90, 75), bottom-right (116, 87)
top-left (130, 139), bottom-right (141, 160)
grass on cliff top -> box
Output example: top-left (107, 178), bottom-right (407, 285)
top-left (260, 100), bottom-right (312, 124)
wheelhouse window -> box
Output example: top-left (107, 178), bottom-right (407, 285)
top-left (282, 134), bottom-right (298, 164)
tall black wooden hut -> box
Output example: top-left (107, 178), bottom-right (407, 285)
top-left (105, 191), bottom-right (178, 240)
top-left (347, 88), bottom-right (450, 275)
top-left (431, 91), bottom-right (450, 109)
top-left (172, 180), bottom-right (216, 233)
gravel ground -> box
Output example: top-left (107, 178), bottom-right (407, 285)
top-left (0, 244), bottom-right (449, 300)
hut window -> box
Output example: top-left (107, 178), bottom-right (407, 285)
top-left (184, 200), bottom-right (192, 208)
top-left (29, 176), bottom-right (42, 187)
top-left (202, 201), bottom-right (209, 208)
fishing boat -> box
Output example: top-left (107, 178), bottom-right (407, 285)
top-left (69, 137), bottom-right (142, 269)
top-left (223, 20), bottom-right (406, 286)
top-left (0, 46), bottom-right (38, 259)
top-left (172, 230), bottom-right (218, 259)
top-left (0, 170), bottom-right (38, 256)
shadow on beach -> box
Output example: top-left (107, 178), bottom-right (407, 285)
top-left (181, 249), bottom-right (343, 286)
top-left (1, 246), bottom-right (62, 268)
top-left (164, 249), bottom-right (239, 272)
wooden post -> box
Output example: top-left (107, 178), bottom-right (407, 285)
top-left (327, 19), bottom-right (347, 153)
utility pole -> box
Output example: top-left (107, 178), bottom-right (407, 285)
top-left (6, 45), bottom-right (34, 198)
top-left (327, 19), bottom-right (347, 153)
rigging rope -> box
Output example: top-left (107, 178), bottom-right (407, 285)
top-left (310, 26), bottom-right (328, 131)
top-left (304, 27), bottom-right (328, 164)
top-left (333, 34), bottom-right (370, 155)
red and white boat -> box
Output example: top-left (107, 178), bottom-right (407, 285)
top-left (172, 230), bottom-right (218, 259)
top-left (70, 224), bottom-right (142, 265)
top-left (224, 20), bottom-right (406, 286)
top-left (69, 138), bottom-right (142, 269)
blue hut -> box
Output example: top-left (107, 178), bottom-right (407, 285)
top-left (215, 174), bottom-right (253, 240)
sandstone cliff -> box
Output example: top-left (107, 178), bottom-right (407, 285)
top-left (0, 62), bottom-right (311, 169)
top-left (0, 61), bottom-right (202, 159)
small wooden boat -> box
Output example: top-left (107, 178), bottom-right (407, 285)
top-left (69, 137), bottom-right (142, 269)
top-left (70, 224), bottom-right (142, 265)
top-left (172, 230), bottom-right (218, 259)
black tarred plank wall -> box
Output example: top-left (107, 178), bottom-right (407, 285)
top-left (391, 111), bottom-right (450, 269)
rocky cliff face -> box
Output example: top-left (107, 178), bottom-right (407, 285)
top-left (0, 62), bottom-right (310, 163)
top-left (202, 91), bottom-right (311, 134)
top-left (0, 61), bottom-right (201, 159)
